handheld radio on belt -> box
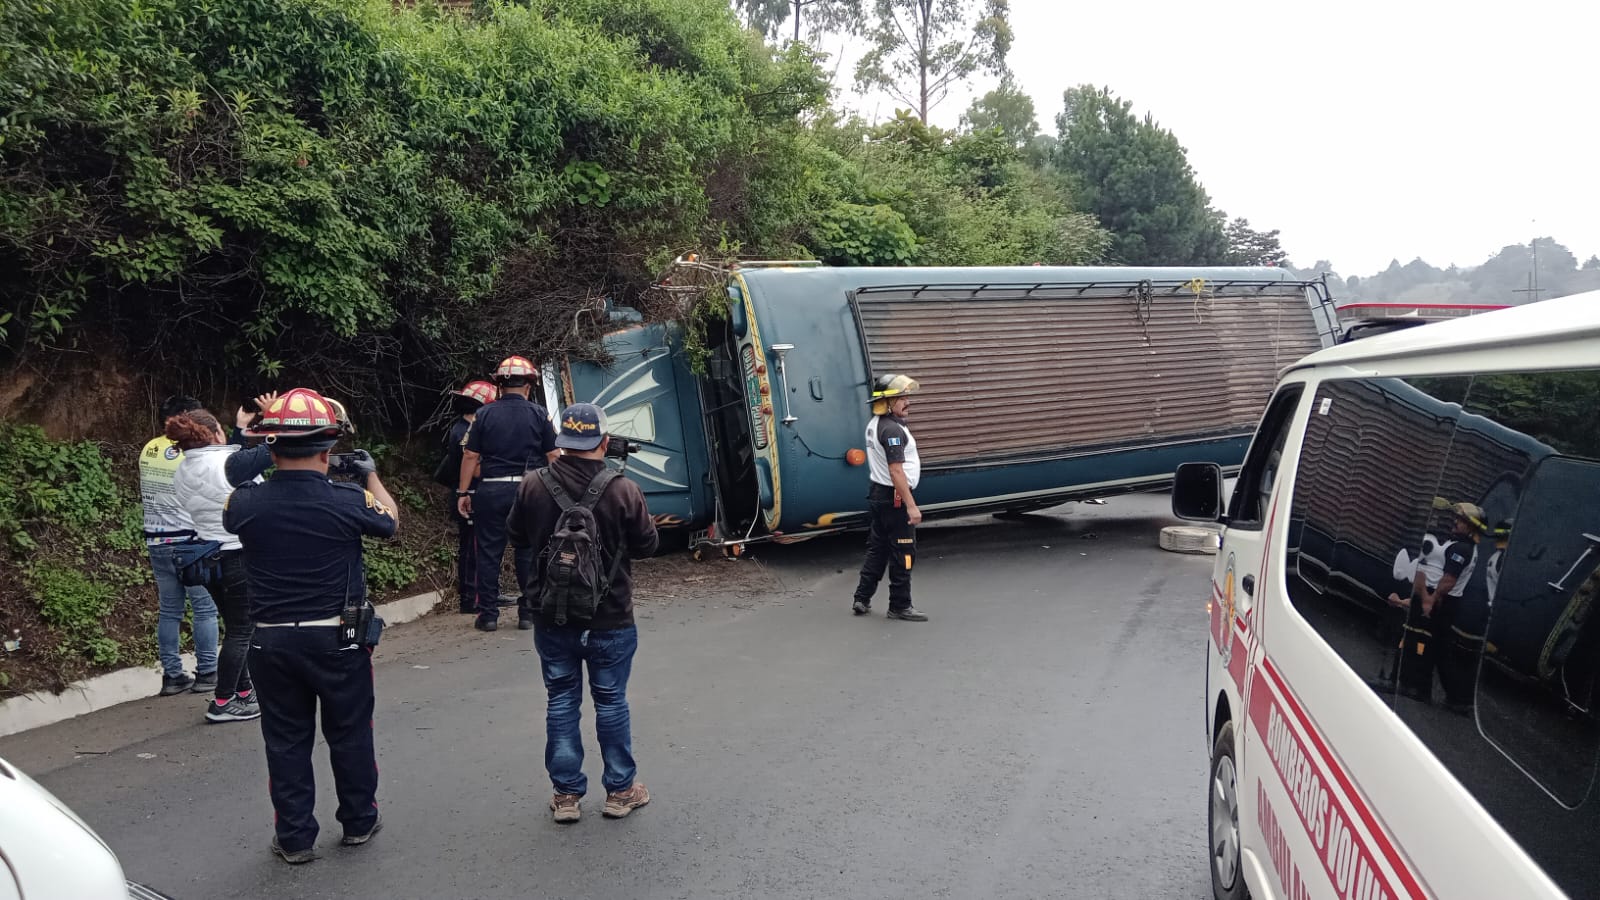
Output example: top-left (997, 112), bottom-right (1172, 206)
top-left (338, 564), bottom-right (384, 647)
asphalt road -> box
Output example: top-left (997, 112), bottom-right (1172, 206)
top-left (0, 492), bottom-right (1217, 900)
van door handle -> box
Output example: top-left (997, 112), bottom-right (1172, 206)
top-left (1242, 575), bottom-right (1255, 597)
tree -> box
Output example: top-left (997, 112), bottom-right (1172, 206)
top-left (1584, 255), bottom-right (1600, 271)
top-left (959, 74), bottom-right (1037, 148)
top-left (734, 0), bottom-right (863, 44)
top-left (805, 112), bottom-right (1109, 266)
top-left (1052, 85), bottom-right (1228, 266)
top-left (854, 0), bottom-right (1012, 124)
top-left (1225, 218), bottom-right (1288, 267)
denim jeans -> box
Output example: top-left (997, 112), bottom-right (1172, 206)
top-left (148, 543), bottom-right (219, 679)
top-left (534, 624), bottom-right (638, 796)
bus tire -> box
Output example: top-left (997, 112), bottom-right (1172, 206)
top-left (1209, 720), bottom-right (1248, 900)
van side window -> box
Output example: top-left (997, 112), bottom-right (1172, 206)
top-left (1225, 385), bottom-right (1303, 529)
top-left (1283, 369), bottom-right (1600, 897)
top-left (1453, 371), bottom-right (1600, 894)
top-left (1283, 376), bottom-right (1470, 677)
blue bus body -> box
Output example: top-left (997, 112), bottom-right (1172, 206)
top-left (560, 264), bottom-right (1335, 545)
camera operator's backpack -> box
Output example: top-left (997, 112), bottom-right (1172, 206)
top-left (537, 467), bottom-right (625, 626)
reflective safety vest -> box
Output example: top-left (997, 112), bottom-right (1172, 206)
top-left (139, 435), bottom-right (199, 544)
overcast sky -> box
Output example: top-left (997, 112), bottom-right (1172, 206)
top-left (834, 0), bottom-right (1600, 276)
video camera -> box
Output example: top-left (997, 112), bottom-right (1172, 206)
top-left (605, 439), bottom-right (642, 460)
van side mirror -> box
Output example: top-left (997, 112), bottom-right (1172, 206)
top-left (1172, 462), bottom-right (1225, 522)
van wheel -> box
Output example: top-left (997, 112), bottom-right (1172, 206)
top-left (1209, 721), bottom-right (1248, 900)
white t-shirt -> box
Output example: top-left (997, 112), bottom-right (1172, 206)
top-left (1415, 533), bottom-right (1477, 598)
top-left (865, 414), bottom-right (920, 490)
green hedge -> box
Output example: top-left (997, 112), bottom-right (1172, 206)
top-left (0, 0), bottom-right (824, 425)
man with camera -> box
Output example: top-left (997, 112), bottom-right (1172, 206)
top-left (458, 355), bottom-right (558, 632)
top-left (223, 387), bottom-right (397, 864)
top-left (509, 403), bottom-right (658, 823)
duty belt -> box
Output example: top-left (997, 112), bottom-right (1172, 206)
top-left (256, 616), bottom-right (341, 628)
top-left (481, 475), bottom-right (523, 483)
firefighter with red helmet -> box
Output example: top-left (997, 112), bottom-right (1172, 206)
top-left (458, 356), bottom-right (558, 631)
top-left (223, 388), bottom-right (398, 864)
top-left (433, 380), bottom-right (498, 614)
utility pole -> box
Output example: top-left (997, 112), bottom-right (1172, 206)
top-left (1512, 236), bottom-right (1546, 305)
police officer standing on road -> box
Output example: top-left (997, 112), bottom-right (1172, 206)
top-left (851, 373), bottom-right (929, 622)
top-left (458, 356), bottom-right (558, 632)
top-left (434, 380), bottom-right (498, 614)
top-left (223, 388), bottom-right (397, 865)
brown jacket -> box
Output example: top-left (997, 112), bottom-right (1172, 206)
top-left (508, 455), bottom-right (658, 629)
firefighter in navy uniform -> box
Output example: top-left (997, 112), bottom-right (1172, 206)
top-left (852, 373), bottom-right (929, 622)
top-left (458, 356), bottom-right (558, 632)
top-left (434, 380), bottom-right (497, 614)
top-left (223, 388), bottom-right (399, 865)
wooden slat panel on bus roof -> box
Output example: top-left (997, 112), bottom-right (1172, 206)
top-left (853, 288), bottom-right (1322, 465)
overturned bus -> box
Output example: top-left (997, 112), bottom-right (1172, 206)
top-left (543, 263), bottom-right (1339, 554)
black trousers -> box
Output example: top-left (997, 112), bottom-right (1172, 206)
top-left (473, 481), bottom-right (533, 622)
top-left (453, 497), bottom-right (478, 613)
top-left (214, 550), bottom-right (254, 701)
top-left (1396, 592), bottom-right (1465, 703)
top-left (249, 625), bottom-right (378, 853)
top-left (853, 488), bottom-right (916, 611)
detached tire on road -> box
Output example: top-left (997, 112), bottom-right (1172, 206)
top-left (1209, 721), bottom-right (1248, 900)
top-left (1160, 525), bottom-right (1220, 554)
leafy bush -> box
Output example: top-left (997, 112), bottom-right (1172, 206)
top-left (0, 424), bottom-right (142, 670)
top-left (364, 536), bottom-right (420, 594)
top-left (811, 203), bottom-right (917, 266)
top-left (0, 0), bottom-right (831, 430)
top-left (0, 424), bottom-right (120, 551)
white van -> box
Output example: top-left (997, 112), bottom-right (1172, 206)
top-left (1171, 291), bottom-right (1600, 900)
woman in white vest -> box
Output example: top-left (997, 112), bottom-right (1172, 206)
top-left (167, 410), bottom-right (260, 724)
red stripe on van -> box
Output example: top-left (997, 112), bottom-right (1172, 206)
top-left (1258, 657), bottom-right (1430, 899)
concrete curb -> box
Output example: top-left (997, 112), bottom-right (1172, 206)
top-left (0, 590), bottom-right (444, 738)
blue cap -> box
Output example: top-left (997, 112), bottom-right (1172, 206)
top-left (555, 403), bottom-right (607, 451)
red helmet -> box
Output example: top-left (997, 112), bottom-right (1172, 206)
top-left (455, 380), bottom-right (498, 406)
top-left (243, 387), bottom-right (348, 440)
top-left (493, 355), bottom-right (536, 382)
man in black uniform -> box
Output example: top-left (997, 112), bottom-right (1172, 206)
top-left (433, 380), bottom-right (497, 614)
top-left (458, 356), bottom-right (557, 632)
top-left (852, 373), bottom-right (929, 622)
top-left (224, 387), bottom-right (398, 865)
